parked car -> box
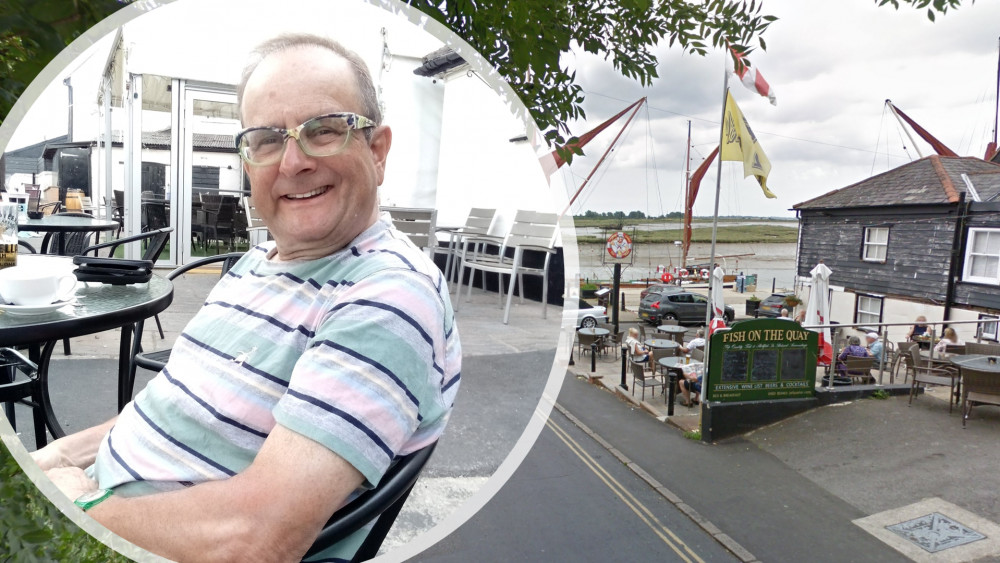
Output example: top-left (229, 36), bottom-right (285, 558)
top-left (757, 292), bottom-right (795, 318)
top-left (565, 298), bottom-right (609, 328)
top-left (638, 283), bottom-right (683, 301)
top-left (638, 291), bottom-right (735, 325)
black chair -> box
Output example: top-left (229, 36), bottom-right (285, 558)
top-left (0, 348), bottom-right (47, 449)
top-left (128, 253), bottom-right (245, 398)
top-left (17, 240), bottom-right (36, 254)
top-left (81, 227), bottom-right (174, 339)
top-left (303, 442), bottom-right (437, 561)
top-left (41, 212), bottom-right (97, 256)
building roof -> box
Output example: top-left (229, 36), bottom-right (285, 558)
top-left (794, 156), bottom-right (1000, 210)
top-left (4, 135), bottom-right (69, 175)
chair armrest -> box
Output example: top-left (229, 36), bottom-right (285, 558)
top-left (515, 244), bottom-right (557, 254)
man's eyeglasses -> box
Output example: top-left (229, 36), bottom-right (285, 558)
top-left (235, 112), bottom-right (376, 166)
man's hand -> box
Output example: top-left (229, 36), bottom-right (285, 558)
top-left (45, 466), bottom-right (99, 502)
top-left (31, 443), bottom-right (72, 472)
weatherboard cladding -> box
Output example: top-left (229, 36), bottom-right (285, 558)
top-left (794, 156), bottom-right (1000, 210)
top-left (797, 206), bottom-right (956, 302)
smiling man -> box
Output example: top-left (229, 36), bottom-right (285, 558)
top-left (32, 34), bottom-right (461, 562)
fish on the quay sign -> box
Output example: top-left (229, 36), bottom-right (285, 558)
top-left (706, 318), bottom-right (818, 402)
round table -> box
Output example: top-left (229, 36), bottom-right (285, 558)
top-left (578, 327), bottom-right (610, 338)
top-left (950, 354), bottom-right (1000, 373)
top-left (0, 258), bottom-right (173, 439)
top-left (656, 325), bottom-right (688, 344)
top-left (18, 215), bottom-right (120, 254)
top-left (644, 338), bottom-right (680, 351)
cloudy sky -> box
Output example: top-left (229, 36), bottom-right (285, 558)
top-left (556, 0), bottom-right (1000, 219)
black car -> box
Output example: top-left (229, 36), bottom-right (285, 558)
top-left (757, 292), bottom-right (794, 318)
top-left (638, 291), bottom-right (735, 325)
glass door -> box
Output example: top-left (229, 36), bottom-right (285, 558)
top-left (178, 85), bottom-right (245, 264)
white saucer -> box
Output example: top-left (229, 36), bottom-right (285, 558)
top-left (0, 299), bottom-right (75, 316)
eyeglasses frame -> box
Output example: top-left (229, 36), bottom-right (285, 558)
top-left (235, 112), bottom-right (377, 166)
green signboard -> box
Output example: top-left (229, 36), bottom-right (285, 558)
top-left (705, 318), bottom-right (819, 402)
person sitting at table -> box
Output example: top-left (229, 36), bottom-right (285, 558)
top-left (30, 33), bottom-right (461, 563)
top-left (679, 329), bottom-right (706, 354)
top-left (625, 327), bottom-right (653, 369)
top-left (778, 308), bottom-right (793, 320)
top-left (866, 332), bottom-right (884, 363)
top-left (794, 309), bottom-right (806, 323)
top-left (933, 327), bottom-right (964, 356)
top-left (678, 369), bottom-right (702, 407)
top-left (836, 335), bottom-right (870, 376)
top-left (906, 315), bottom-right (929, 341)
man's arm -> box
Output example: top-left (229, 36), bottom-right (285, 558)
top-left (31, 417), bottom-right (117, 470)
top-left (86, 424), bottom-right (364, 563)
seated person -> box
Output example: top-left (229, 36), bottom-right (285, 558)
top-left (778, 308), bottom-right (793, 320)
top-left (625, 327), bottom-right (652, 369)
top-left (679, 329), bottom-right (706, 354)
top-left (866, 332), bottom-right (884, 363)
top-left (906, 315), bottom-right (929, 341)
top-left (30, 34), bottom-right (462, 562)
top-left (933, 327), bottom-right (964, 356)
top-left (679, 370), bottom-right (701, 406)
top-left (836, 335), bottom-right (871, 376)
top-left (794, 309), bottom-right (806, 323)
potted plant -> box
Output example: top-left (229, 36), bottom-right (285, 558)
top-left (745, 294), bottom-right (761, 316)
top-left (783, 295), bottom-right (803, 308)
top-left (580, 282), bottom-right (598, 299)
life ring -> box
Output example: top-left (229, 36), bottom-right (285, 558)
top-left (660, 272), bottom-right (674, 284)
top-left (700, 269), bottom-right (710, 278)
top-left (679, 268), bottom-right (689, 277)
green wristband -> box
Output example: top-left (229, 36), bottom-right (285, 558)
top-left (74, 489), bottom-right (113, 511)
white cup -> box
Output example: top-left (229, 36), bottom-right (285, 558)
top-left (0, 267), bottom-right (77, 306)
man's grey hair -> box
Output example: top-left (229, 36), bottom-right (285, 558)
top-left (236, 33), bottom-right (382, 138)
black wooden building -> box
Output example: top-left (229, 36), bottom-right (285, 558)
top-left (793, 155), bottom-right (1000, 332)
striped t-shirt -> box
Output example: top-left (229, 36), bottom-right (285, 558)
top-left (88, 214), bottom-right (461, 557)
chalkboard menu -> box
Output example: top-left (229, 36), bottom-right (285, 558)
top-left (722, 350), bottom-right (748, 381)
top-left (706, 318), bottom-right (818, 403)
top-left (751, 350), bottom-right (779, 381)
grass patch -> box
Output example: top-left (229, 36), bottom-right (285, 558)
top-left (871, 389), bottom-right (890, 400)
top-left (683, 429), bottom-right (702, 440)
top-left (576, 224), bottom-right (798, 244)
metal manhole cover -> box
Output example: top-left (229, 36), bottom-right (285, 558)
top-left (886, 512), bottom-right (986, 553)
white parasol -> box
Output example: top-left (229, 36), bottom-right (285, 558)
top-left (709, 265), bottom-right (727, 335)
top-left (803, 262), bottom-right (833, 365)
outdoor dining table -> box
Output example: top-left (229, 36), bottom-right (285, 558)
top-left (949, 354), bottom-right (1000, 373)
top-left (18, 215), bottom-right (120, 255)
top-left (644, 338), bottom-right (680, 352)
top-left (0, 256), bottom-right (173, 439)
top-left (656, 324), bottom-right (687, 344)
top-left (579, 327), bottom-right (609, 338)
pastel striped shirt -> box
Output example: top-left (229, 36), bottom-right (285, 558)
top-left (88, 214), bottom-right (461, 559)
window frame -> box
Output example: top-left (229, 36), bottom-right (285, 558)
top-left (978, 313), bottom-right (999, 342)
top-left (963, 227), bottom-right (1000, 285)
top-left (861, 226), bottom-right (889, 263)
top-left (853, 293), bottom-right (884, 329)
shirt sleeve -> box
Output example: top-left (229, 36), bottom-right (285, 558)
top-left (272, 267), bottom-right (449, 488)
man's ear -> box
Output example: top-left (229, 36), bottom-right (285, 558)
top-left (369, 125), bottom-right (392, 186)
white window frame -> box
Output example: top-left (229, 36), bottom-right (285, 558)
top-left (862, 227), bottom-right (889, 263)
top-left (855, 294), bottom-right (883, 328)
top-left (963, 228), bottom-right (1000, 285)
top-left (979, 314), bottom-right (999, 342)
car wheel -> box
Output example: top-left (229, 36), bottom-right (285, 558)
top-left (724, 312), bottom-right (734, 323)
top-left (580, 316), bottom-right (597, 329)
top-left (663, 313), bottom-right (678, 321)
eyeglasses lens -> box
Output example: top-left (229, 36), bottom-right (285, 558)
top-left (240, 115), bottom-right (353, 165)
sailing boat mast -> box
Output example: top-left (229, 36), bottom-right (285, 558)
top-left (993, 36), bottom-right (999, 154)
top-left (682, 120), bottom-right (691, 268)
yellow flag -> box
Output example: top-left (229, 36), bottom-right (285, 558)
top-left (720, 90), bottom-right (776, 198)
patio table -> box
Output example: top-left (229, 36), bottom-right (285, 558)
top-left (18, 215), bottom-right (119, 255)
top-left (656, 324), bottom-right (687, 344)
top-left (644, 338), bottom-right (680, 352)
top-left (0, 256), bottom-right (173, 438)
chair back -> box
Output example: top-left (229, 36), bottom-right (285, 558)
top-left (304, 443), bottom-right (437, 560)
top-left (844, 356), bottom-right (875, 374)
top-left (960, 367), bottom-right (1000, 398)
top-left (659, 319), bottom-right (679, 326)
top-left (578, 332), bottom-right (599, 349)
top-left (504, 210), bottom-right (558, 253)
top-left (381, 206), bottom-right (437, 254)
top-left (242, 196), bottom-right (267, 229)
top-left (690, 348), bottom-right (705, 362)
top-left (944, 344), bottom-right (967, 356)
top-left (462, 207), bottom-right (497, 236)
top-left (651, 346), bottom-right (675, 363)
top-left (967, 341), bottom-right (1000, 356)
top-left (629, 359), bottom-right (646, 379)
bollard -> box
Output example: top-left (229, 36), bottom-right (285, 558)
top-left (667, 372), bottom-right (677, 416)
top-left (568, 339), bottom-right (575, 366)
top-left (620, 291), bottom-right (625, 312)
top-left (620, 347), bottom-right (628, 389)
top-left (591, 342), bottom-right (597, 373)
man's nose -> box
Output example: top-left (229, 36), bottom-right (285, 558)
top-left (278, 137), bottom-right (317, 175)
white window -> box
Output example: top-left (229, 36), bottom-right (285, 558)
top-left (964, 228), bottom-right (1000, 284)
top-left (855, 294), bottom-right (882, 327)
top-left (862, 227), bottom-right (889, 262)
top-left (979, 314), bottom-right (999, 342)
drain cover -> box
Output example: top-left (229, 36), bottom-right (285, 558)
top-left (886, 512), bottom-right (986, 553)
